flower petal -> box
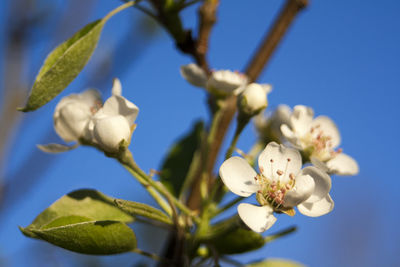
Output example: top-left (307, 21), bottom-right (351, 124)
top-left (207, 70), bottom-right (247, 95)
top-left (93, 115), bottom-right (131, 152)
top-left (290, 105), bottom-right (314, 136)
top-left (312, 116), bottom-right (341, 148)
top-left (326, 153), bottom-right (359, 175)
top-left (180, 63), bottom-right (207, 88)
top-left (258, 142), bottom-right (302, 183)
top-left (280, 124), bottom-right (302, 148)
top-left (37, 143), bottom-right (78, 153)
top-left (284, 173), bottom-right (315, 207)
top-left (300, 166), bottom-right (331, 203)
top-left (111, 78), bottom-right (122, 96)
top-left (219, 157), bottom-right (259, 197)
top-left (238, 203), bottom-right (277, 233)
top-left (100, 95), bottom-right (139, 126)
top-left (298, 194), bottom-right (334, 217)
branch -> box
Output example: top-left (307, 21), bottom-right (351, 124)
top-left (245, 0), bottom-right (309, 82)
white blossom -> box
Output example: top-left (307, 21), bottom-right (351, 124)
top-left (254, 105), bottom-right (291, 143)
top-left (219, 142), bottom-right (333, 233)
top-left (239, 83), bottom-right (272, 116)
top-left (280, 105), bottom-right (359, 176)
top-left (180, 63), bottom-right (248, 96)
top-left (85, 78), bottom-right (139, 152)
top-left (53, 89), bottom-right (102, 143)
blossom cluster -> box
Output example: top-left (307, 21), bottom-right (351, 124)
top-left (179, 63), bottom-right (360, 233)
top-left (44, 78), bottom-right (139, 153)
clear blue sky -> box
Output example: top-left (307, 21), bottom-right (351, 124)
top-left (1, 0), bottom-right (399, 266)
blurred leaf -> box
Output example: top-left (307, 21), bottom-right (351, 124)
top-left (114, 199), bottom-right (173, 225)
top-left (20, 189), bottom-right (136, 254)
top-left (160, 121), bottom-right (204, 196)
top-left (21, 189), bottom-right (133, 238)
top-left (213, 228), bottom-right (265, 255)
top-left (246, 259), bottom-right (305, 267)
top-left (19, 20), bottom-right (104, 111)
top-left (23, 217), bottom-right (136, 255)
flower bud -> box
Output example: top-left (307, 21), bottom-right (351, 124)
top-left (207, 70), bottom-right (248, 96)
top-left (180, 63), bottom-right (207, 88)
top-left (92, 115), bottom-right (131, 152)
top-left (53, 89), bottom-right (101, 142)
top-left (238, 83), bottom-right (271, 116)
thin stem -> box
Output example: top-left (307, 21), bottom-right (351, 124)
top-left (122, 164), bottom-right (173, 216)
top-left (224, 115), bottom-right (250, 160)
top-left (123, 154), bottom-right (201, 224)
top-left (213, 196), bottom-right (244, 217)
top-left (264, 225), bottom-right (297, 243)
top-left (104, 1), bottom-right (139, 22)
top-left (132, 248), bottom-right (172, 263)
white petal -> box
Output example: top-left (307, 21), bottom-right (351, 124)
top-left (207, 70), bottom-right (247, 95)
top-left (298, 194), bottom-right (334, 217)
top-left (37, 143), bottom-right (78, 153)
top-left (326, 153), bottom-right (359, 175)
top-left (280, 124), bottom-right (302, 148)
top-left (100, 95), bottom-right (139, 126)
top-left (93, 115), bottom-right (131, 152)
top-left (300, 166), bottom-right (331, 203)
top-left (54, 102), bottom-right (92, 142)
top-left (240, 83), bottom-right (269, 114)
top-left (258, 142), bottom-right (302, 183)
top-left (310, 157), bottom-right (329, 173)
top-left (111, 78), bottom-right (122, 96)
top-left (284, 173), bottom-right (315, 207)
top-left (290, 105), bottom-right (314, 136)
top-left (312, 116), bottom-right (341, 148)
top-left (219, 157), bottom-right (259, 197)
top-left (238, 203), bottom-right (277, 233)
top-left (180, 63), bottom-right (207, 88)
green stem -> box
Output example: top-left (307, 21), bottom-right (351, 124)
top-left (225, 114), bottom-right (250, 159)
top-left (122, 164), bottom-right (173, 216)
top-left (264, 226), bottom-right (297, 243)
top-left (104, 1), bottom-right (139, 22)
top-left (213, 196), bottom-right (244, 217)
top-left (132, 248), bottom-right (170, 263)
top-left (121, 151), bottom-right (201, 224)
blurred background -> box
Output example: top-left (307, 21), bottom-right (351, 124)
top-left (0, 0), bottom-right (399, 266)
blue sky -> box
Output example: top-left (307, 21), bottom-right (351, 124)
top-left (1, 0), bottom-right (400, 266)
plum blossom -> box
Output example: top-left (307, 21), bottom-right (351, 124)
top-left (180, 63), bottom-right (248, 96)
top-left (219, 142), bottom-right (333, 233)
top-left (280, 105), bottom-right (359, 176)
top-left (84, 78), bottom-right (139, 152)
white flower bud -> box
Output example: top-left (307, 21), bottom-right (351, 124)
top-left (53, 89), bottom-right (101, 142)
top-left (239, 83), bottom-right (271, 116)
top-left (207, 70), bottom-right (248, 96)
top-left (180, 64), bottom-right (207, 88)
top-left (92, 115), bottom-right (131, 152)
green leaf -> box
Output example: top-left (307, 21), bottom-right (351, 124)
top-left (246, 259), bottom-right (305, 267)
top-left (21, 189), bottom-right (133, 237)
top-left (20, 189), bottom-right (137, 254)
top-left (114, 199), bottom-right (173, 225)
top-left (19, 20), bottom-right (105, 112)
top-left (28, 218), bottom-right (136, 255)
top-left (212, 228), bottom-right (265, 255)
top-left (159, 121), bottom-right (204, 196)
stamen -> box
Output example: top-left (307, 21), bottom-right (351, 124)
top-left (289, 173), bottom-right (295, 180)
top-left (287, 158), bottom-right (291, 162)
top-left (276, 170), bottom-right (283, 176)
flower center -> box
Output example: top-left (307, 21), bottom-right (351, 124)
top-left (255, 158), bottom-right (295, 209)
top-left (90, 100), bottom-right (103, 115)
top-left (300, 124), bottom-right (342, 161)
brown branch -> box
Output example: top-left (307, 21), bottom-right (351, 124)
top-left (195, 0), bottom-right (219, 73)
top-left (245, 0), bottom-right (309, 82)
